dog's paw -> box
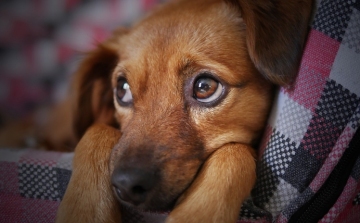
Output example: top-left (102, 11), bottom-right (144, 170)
top-left (56, 124), bottom-right (122, 223)
top-left (166, 143), bottom-right (256, 223)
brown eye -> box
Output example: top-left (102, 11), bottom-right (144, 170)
top-left (115, 77), bottom-right (132, 106)
top-left (193, 76), bottom-right (223, 103)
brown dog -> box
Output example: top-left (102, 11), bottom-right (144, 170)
top-left (56, 0), bottom-right (313, 222)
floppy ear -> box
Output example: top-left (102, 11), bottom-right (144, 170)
top-left (71, 29), bottom-right (126, 139)
top-left (229, 0), bottom-right (313, 85)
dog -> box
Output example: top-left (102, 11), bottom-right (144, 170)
top-left (56, 0), bottom-right (313, 222)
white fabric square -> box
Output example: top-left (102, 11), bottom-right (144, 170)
top-left (264, 178), bottom-right (300, 218)
top-left (56, 152), bottom-right (74, 170)
top-left (276, 98), bottom-right (313, 144)
top-left (330, 37), bottom-right (360, 97)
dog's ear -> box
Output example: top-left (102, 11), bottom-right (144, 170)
top-left (71, 29), bottom-right (126, 139)
top-left (228, 0), bottom-right (313, 85)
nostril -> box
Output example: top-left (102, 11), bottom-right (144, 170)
top-left (132, 185), bottom-right (147, 195)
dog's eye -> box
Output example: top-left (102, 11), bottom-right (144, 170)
top-left (193, 76), bottom-right (223, 103)
top-left (116, 78), bottom-right (133, 106)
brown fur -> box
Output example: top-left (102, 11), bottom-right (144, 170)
top-left (56, 125), bottom-right (122, 223)
top-left (56, 0), bottom-right (313, 222)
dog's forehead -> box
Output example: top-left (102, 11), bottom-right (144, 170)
top-left (117, 0), bottom-right (247, 80)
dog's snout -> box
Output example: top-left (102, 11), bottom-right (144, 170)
top-left (111, 167), bottom-right (157, 206)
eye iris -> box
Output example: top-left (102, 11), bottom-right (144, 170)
top-left (194, 77), bottom-right (218, 99)
top-left (116, 80), bottom-right (127, 99)
top-left (116, 78), bottom-right (132, 105)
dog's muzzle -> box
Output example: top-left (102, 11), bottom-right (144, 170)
top-left (111, 167), bottom-right (159, 206)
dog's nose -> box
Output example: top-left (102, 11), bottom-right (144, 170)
top-left (111, 167), bottom-right (157, 206)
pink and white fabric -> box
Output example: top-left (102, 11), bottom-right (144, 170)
top-left (247, 0), bottom-right (360, 222)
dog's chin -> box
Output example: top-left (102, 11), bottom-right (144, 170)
top-left (112, 187), bottom-right (177, 213)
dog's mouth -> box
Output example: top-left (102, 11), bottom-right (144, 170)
top-left (109, 181), bottom-right (177, 213)
top-left (112, 186), bottom-right (177, 212)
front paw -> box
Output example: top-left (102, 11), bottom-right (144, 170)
top-left (56, 124), bottom-right (122, 223)
top-left (166, 143), bottom-right (256, 223)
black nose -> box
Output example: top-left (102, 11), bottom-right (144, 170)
top-left (111, 167), bottom-right (157, 206)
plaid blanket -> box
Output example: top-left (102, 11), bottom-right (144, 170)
top-left (248, 0), bottom-right (360, 222)
top-left (0, 149), bottom-right (73, 223)
top-left (1, 0), bottom-right (360, 222)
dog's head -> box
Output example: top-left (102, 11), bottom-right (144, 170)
top-left (72, 0), bottom-right (312, 211)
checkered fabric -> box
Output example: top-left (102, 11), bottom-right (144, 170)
top-left (1, 0), bottom-right (360, 222)
top-left (0, 149), bottom-right (73, 222)
top-left (246, 0), bottom-right (360, 222)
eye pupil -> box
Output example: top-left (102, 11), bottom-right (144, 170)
top-left (198, 82), bottom-right (211, 92)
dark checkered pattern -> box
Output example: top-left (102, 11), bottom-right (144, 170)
top-left (1, 0), bottom-right (360, 222)
top-left (313, 0), bottom-right (353, 41)
top-left (0, 149), bottom-right (73, 222)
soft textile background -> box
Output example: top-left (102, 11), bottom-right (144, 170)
top-left (0, 0), bottom-right (360, 222)
top-left (0, 0), bottom-right (164, 122)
